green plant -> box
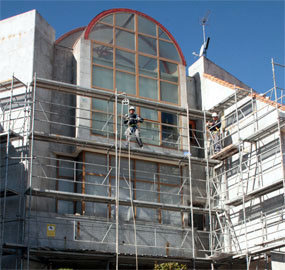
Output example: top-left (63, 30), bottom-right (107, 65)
top-left (154, 262), bottom-right (187, 270)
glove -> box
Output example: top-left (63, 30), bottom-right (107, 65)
top-left (137, 117), bottom-right (144, 123)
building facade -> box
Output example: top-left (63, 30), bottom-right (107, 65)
top-left (0, 9), bottom-right (284, 270)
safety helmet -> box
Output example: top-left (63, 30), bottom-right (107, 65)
top-left (129, 106), bottom-right (135, 111)
top-left (212, 112), bottom-right (218, 117)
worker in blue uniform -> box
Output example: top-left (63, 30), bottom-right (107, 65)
top-left (124, 106), bottom-right (144, 148)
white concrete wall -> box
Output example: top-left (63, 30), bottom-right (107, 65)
top-left (188, 56), bottom-right (249, 111)
top-left (73, 37), bottom-right (91, 140)
top-left (188, 57), bottom-right (231, 110)
top-left (203, 78), bottom-right (235, 111)
top-left (0, 10), bottom-right (36, 83)
top-left (33, 12), bottom-right (55, 80)
top-left (0, 9), bottom-right (55, 82)
top-left (272, 252), bottom-right (285, 270)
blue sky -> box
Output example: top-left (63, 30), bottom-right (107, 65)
top-left (1, 0), bottom-right (284, 93)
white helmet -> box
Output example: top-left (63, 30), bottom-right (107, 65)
top-left (129, 106), bottom-right (135, 111)
top-left (212, 112), bottom-right (218, 117)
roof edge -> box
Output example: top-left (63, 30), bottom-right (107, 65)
top-left (203, 73), bottom-right (285, 111)
top-left (55, 26), bottom-right (86, 45)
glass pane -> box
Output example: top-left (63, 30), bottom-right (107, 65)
top-left (140, 122), bottom-right (160, 145)
top-left (159, 164), bottom-right (180, 185)
top-left (160, 81), bottom-right (178, 104)
top-left (92, 66), bottom-right (113, 90)
top-left (136, 181), bottom-right (157, 202)
top-left (117, 103), bottom-right (129, 117)
top-left (116, 29), bottom-right (134, 50)
top-left (160, 61), bottom-right (178, 82)
top-left (85, 152), bottom-right (108, 175)
top-left (92, 112), bottom-right (114, 136)
top-left (89, 23), bottom-right (113, 44)
top-left (92, 98), bottom-right (113, 112)
top-left (161, 112), bottom-right (177, 125)
top-left (139, 76), bottom-right (158, 100)
top-left (161, 112), bottom-right (178, 148)
top-left (138, 15), bottom-right (156, 36)
top-left (136, 160), bottom-right (157, 180)
top-left (93, 44), bottom-right (113, 67)
top-left (162, 125), bottom-right (179, 148)
top-left (140, 107), bottom-right (158, 121)
top-left (85, 175), bottom-right (108, 197)
top-left (110, 157), bottom-right (134, 179)
top-left (161, 210), bottom-right (181, 225)
top-left (58, 159), bottom-right (74, 177)
top-left (116, 13), bottom-right (134, 30)
top-left (100, 14), bottom-right (113, 25)
top-left (159, 40), bottom-right (180, 62)
top-left (138, 34), bottom-right (157, 56)
top-left (158, 27), bottom-right (170, 40)
top-left (85, 203), bottom-right (107, 217)
top-left (138, 55), bottom-right (157, 78)
top-left (58, 200), bottom-right (74, 214)
top-left (116, 71), bottom-right (136, 95)
top-left (241, 102), bottom-right (252, 117)
top-left (116, 49), bottom-right (135, 72)
top-left (160, 185), bottom-right (180, 204)
top-left (136, 207), bottom-right (157, 222)
top-left (58, 178), bottom-right (74, 192)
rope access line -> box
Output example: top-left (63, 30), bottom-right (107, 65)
top-left (116, 95), bottom-right (138, 269)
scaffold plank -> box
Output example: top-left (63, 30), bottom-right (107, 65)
top-left (208, 252), bottom-right (236, 261)
top-left (0, 131), bottom-right (22, 143)
top-left (0, 77), bottom-right (26, 92)
top-left (243, 121), bottom-right (285, 142)
top-left (209, 89), bottom-right (251, 113)
top-left (225, 179), bottom-right (284, 206)
top-left (32, 131), bottom-right (220, 166)
top-left (34, 77), bottom-right (209, 119)
top-left (26, 188), bottom-right (222, 214)
top-left (0, 188), bottom-right (19, 197)
top-left (210, 144), bottom-right (239, 161)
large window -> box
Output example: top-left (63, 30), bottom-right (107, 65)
top-left (56, 157), bottom-right (76, 214)
top-left (91, 99), bottom-right (179, 148)
top-left (73, 152), bottom-right (185, 225)
top-left (89, 12), bottom-right (181, 104)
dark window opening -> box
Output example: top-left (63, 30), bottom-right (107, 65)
top-left (161, 112), bottom-right (178, 148)
top-left (225, 101), bottom-right (255, 127)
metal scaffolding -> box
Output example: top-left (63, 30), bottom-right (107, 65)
top-left (205, 59), bottom-right (285, 269)
top-left (0, 59), bottom-right (284, 269)
top-left (0, 74), bottom-right (214, 269)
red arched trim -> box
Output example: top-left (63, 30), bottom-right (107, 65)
top-left (84, 8), bottom-right (186, 66)
top-left (55, 26), bottom-right (86, 45)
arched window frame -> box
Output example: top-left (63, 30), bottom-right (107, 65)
top-left (86, 9), bottom-right (186, 148)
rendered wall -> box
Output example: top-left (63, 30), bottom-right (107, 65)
top-left (188, 57), bottom-right (250, 111)
top-left (0, 10), bottom-right (36, 83)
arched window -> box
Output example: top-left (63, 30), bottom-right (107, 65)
top-left (85, 9), bottom-right (185, 105)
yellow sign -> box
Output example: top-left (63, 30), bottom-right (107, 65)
top-left (47, 224), bottom-right (56, 237)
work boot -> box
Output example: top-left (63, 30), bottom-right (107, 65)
top-left (136, 138), bottom-right (143, 148)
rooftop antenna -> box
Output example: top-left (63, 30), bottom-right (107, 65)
top-left (201, 10), bottom-right (210, 45)
top-left (193, 10), bottom-right (211, 58)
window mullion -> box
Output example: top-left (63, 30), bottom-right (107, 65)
top-left (156, 24), bottom-right (160, 104)
top-left (135, 14), bottom-right (139, 98)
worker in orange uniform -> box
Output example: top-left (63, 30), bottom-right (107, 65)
top-left (207, 112), bottom-right (221, 154)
